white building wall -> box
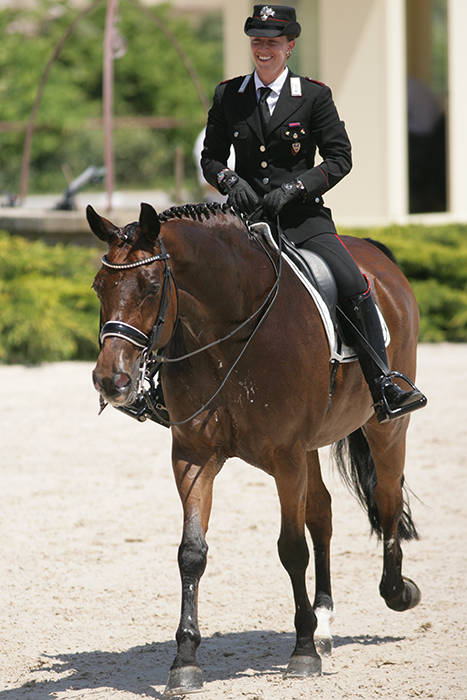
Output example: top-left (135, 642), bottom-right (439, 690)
top-left (318, 0), bottom-right (407, 226)
top-left (223, 1), bottom-right (251, 79)
top-left (447, 0), bottom-right (467, 219)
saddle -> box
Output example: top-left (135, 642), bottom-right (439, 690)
top-left (249, 222), bottom-right (390, 364)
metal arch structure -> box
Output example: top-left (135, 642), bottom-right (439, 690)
top-left (18, 0), bottom-right (211, 208)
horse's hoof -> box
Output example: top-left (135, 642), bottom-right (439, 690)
top-left (284, 654), bottom-right (322, 678)
top-left (315, 635), bottom-right (333, 656)
top-left (164, 665), bottom-right (203, 697)
top-left (385, 577), bottom-right (421, 612)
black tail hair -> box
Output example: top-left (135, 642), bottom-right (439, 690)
top-left (364, 237), bottom-right (398, 265)
top-left (333, 428), bottom-right (419, 541)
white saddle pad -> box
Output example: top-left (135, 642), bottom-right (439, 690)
top-left (249, 222), bottom-right (390, 363)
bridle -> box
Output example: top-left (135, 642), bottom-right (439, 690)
top-left (99, 238), bottom-right (175, 406)
top-left (98, 215), bottom-right (283, 426)
top-left (100, 238), bottom-right (173, 357)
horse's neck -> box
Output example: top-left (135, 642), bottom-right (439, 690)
top-left (164, 216), bottom-right (269, 340)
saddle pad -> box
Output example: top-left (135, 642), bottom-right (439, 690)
top-left (249, 222), bottom-right (390, 363)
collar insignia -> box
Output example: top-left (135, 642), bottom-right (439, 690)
top-left (290, 77), bottom-right (302, 97)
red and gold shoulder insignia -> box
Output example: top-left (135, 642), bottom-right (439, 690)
top-left (220, 75), bottom-right (243, 85)
top-left (305, 77), bottom-right (326, 87)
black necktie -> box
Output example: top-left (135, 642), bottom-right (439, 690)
top-left (258, 87), bottom-right (272, 131)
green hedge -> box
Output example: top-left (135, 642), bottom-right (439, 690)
top-left (342, 224), bottom-right (467, 342)
top-left (0, 231), bottom-right (101, 363)
top-left (0, 223), bottom-right (466, 364)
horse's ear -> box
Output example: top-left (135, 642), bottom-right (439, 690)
top-left (139, 202), bottom-right (160, 240)
top-left (86, 205), bottom-right (118, 243)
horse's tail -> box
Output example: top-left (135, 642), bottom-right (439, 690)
top-left (364, 237), bottom-right (399, 265)
top-left (333, 429), bottom-right (419, 541)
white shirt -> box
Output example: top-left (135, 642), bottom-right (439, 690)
top-left (254, 67), bottom-right (289, 117)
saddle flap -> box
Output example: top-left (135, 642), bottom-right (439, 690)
top-left (280, 237), bottom-right (338, 321)
top-left (249, 221), bottom-right (390, 363)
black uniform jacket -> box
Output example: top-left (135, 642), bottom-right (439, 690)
top-left (201, 70), bottom-right (352, 243)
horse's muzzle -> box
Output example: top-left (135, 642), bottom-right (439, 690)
top-left (92, 368), bottom-right (136, 405)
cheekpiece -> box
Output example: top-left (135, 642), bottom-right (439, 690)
top-left (244, 4), bottom-right (301, 38)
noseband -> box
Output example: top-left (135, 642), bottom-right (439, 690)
top-left (99, 239), bottom-right (174, 357)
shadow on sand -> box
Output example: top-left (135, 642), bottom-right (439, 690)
top-left (1, 630), bottom-right (404, 699)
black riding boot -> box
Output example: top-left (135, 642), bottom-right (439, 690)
top-left (343, 290), bottom-right (427, 423)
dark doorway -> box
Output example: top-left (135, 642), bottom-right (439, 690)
top-left (406, 0), bottom-right (447, 213)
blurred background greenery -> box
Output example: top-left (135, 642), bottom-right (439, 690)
top-left (0, 0), bottom-right (221, 196)
top-left (0, 0), bottom-right (465, 363)
top-left (1, 223), bottom-right (466, 364)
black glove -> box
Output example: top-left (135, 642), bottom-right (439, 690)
top-left (263, 180), bottom-right (305, 217)
top-left (217, 169), bottom-right (259, 214)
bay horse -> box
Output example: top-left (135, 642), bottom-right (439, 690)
top-left (87, 202), bottom-right (421, 696)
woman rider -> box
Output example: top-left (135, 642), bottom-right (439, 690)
top-left (200, 4), bottom-right (426, 422)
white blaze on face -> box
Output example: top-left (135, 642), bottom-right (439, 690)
top-left (117, 348), bottom-right (128, 374)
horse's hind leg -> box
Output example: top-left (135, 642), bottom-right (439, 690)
top-left (305, 450), bottom-right (334, 655)
top-left (164, 440), bottom-right (223, 697)
top-left (274, 449), bottom-right (322, 677)
top-left (364, 420), bottom-right (421, 611)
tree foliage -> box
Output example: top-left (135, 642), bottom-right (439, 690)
top-left (0, 0), bottom-right (223, 194)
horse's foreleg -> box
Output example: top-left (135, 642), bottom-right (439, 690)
top-left (305, 450), bottom-right (334, 655)
top-left (164, 443), bottom-right (222, 697)
top-left (365, 423), bottom-right (421, 612)
top-left (274, 452), bottom-right (322, 677)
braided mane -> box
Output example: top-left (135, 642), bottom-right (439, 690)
top-left (157, 201), bottom-right (236, 224)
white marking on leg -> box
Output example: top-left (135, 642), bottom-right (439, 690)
top-left (315, 606), bottom-right (335, 639)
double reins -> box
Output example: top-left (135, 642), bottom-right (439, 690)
top-left (151, 210), bottom-right (283, 426)
top-left (160, 210), bottom-right (282, 365)
top-left (99, 209), bottom-right (283, 426)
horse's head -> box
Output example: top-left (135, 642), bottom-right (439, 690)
top-left (87, 203), bottom-right (177, 407)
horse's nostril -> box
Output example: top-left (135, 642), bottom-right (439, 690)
top-left (92, 370), bottom-right (101, 392)
top-left (114, 372), bottom-right (131, 389)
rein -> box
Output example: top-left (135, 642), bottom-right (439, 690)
top-left (99, 211), bottom-right (283, 427)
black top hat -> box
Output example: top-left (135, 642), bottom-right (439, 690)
top-left (244, 5), bottom-right (301, 38)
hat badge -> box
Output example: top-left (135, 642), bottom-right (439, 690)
top-left (260, 6), bottom-right (275, 21)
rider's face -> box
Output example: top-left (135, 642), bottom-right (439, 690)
top-left (250, 35), bottom-right (295, 83)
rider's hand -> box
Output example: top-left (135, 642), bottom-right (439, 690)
top-left (217, 169), bottom-right (259, 214)
top-left (263, 179), bottom-right (305, 217)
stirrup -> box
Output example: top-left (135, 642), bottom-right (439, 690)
top-left (373, 371), bottom-right (427, 423)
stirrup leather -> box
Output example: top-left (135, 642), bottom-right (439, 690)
top-left (373, 371), bottom-right (427, 423)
